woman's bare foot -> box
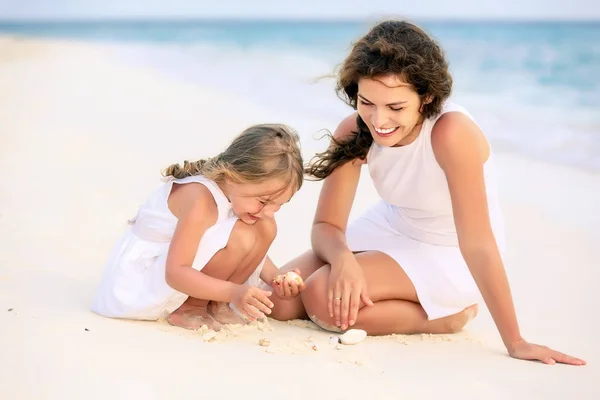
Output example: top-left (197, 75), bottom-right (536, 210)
top-left (425, 304), bottom-right (479, 334)
top-left (167, 304), bottom-right (222, 331)
top-left (207, 301), bottom-right (248, 325)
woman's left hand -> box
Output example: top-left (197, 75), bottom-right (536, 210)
top-left (507, 338), bottom-right (586, 365)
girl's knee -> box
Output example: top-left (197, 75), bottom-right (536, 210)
top-left (228, 218), bottom-right (277, 254)
top-left (255, 217), bottom-right (277, 245)
top-left (228, 220), bottom-right (257, 255)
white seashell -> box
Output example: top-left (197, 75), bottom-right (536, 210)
top-left (338, 329), bottom-right (367, 345)
top-left (284, 271), bottom-right (303, 285)
top-left (329, 336), bottom-right (340, 345)
top-left (272, 271), bottom-right (303, 286)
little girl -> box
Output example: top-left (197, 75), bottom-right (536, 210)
top-left (91, 124), bottom-right (306, 331)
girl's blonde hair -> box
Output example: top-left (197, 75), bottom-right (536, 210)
top-left (163, 123), bottom-right (304, 193)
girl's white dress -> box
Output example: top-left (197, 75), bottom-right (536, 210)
top-left (345, 102), bottom-right (506, 320)
top-left (91, 175), bottom-right (265, 320)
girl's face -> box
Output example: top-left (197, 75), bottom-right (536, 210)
top-left (223, 177), bottom-right (294, 224)
top-left (356, 75), bottom-right (430, 147)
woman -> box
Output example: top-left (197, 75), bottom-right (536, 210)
top-left (270, 20), bottom-right (585, 366)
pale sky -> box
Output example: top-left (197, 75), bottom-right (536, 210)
top-left (0, 0), bottom-right (598, 21)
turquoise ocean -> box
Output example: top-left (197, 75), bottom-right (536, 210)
top-left (1, 19), bottom-right (599, 171)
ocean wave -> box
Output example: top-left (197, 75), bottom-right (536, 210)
top-left (106, 39), bottom-right (600, 172)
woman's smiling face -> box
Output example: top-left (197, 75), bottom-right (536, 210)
top-left (356, 75), bottom-right (429, 147)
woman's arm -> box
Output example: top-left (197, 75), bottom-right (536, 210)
top-left (164, 183), bottom-right (239, 303)
top-left (311, 160), bottom-right (362, 266)
top-left (311, 113), bottom-right (374, 330)
top-left (432, 113), bottom-right (521, 344)
top-left (312, 113), bottom-right (362, 264)
top-left (433, 112), bottom-right (585, 365)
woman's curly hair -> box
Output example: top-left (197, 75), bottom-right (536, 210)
top-left (306, 20), bottom-right (453, 180)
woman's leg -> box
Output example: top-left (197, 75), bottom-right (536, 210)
top-left (167, 218), bottom-right (277, 330)
top-left (300, 251), bottom-right (478, 335)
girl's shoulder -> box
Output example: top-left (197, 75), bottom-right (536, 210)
top-left (168, 180), bottom-right (219, 225)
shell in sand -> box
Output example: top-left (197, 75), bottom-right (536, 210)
top-left (338, 329), bottom-right (367, 345)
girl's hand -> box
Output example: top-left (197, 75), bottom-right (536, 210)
top-left (507, 338), bottom-right (586, 366)
top-left (328, 255), bottom-right (374, 331)
top-left (231, 285), bottom-right (274, 321)
top-left (271, 269), bottom-right (306, 299)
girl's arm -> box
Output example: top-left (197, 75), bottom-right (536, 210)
top-left (164, 183), bottom-right (239, 303)
top-left (260, 257), bottom-right (305, 298)
top-left (260, 256), bottom-right (279, 284)
top-left (432, 112), bottom-right (584, 365)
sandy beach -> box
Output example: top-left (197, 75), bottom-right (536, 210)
top-left (0, 37), bottom-right (598, 399)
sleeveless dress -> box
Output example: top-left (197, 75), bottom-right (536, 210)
top-left (91, 175), bottom-right (265, 320)
top-left (345, 102), bottom-right (506, 320)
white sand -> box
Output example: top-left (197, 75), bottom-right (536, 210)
top-left (0, 37), bottom-right (598, 400)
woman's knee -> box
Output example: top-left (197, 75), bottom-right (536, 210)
top-left (300, 266), bottom-right (341, 332)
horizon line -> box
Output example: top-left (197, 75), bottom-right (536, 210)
top-left (0, 16), bottom-right (599, 24)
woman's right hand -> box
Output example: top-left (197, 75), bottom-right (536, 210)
top-left (328, 254), bottom-right (374, 330)
top-left (231, 285), bottom-right (274, 321)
